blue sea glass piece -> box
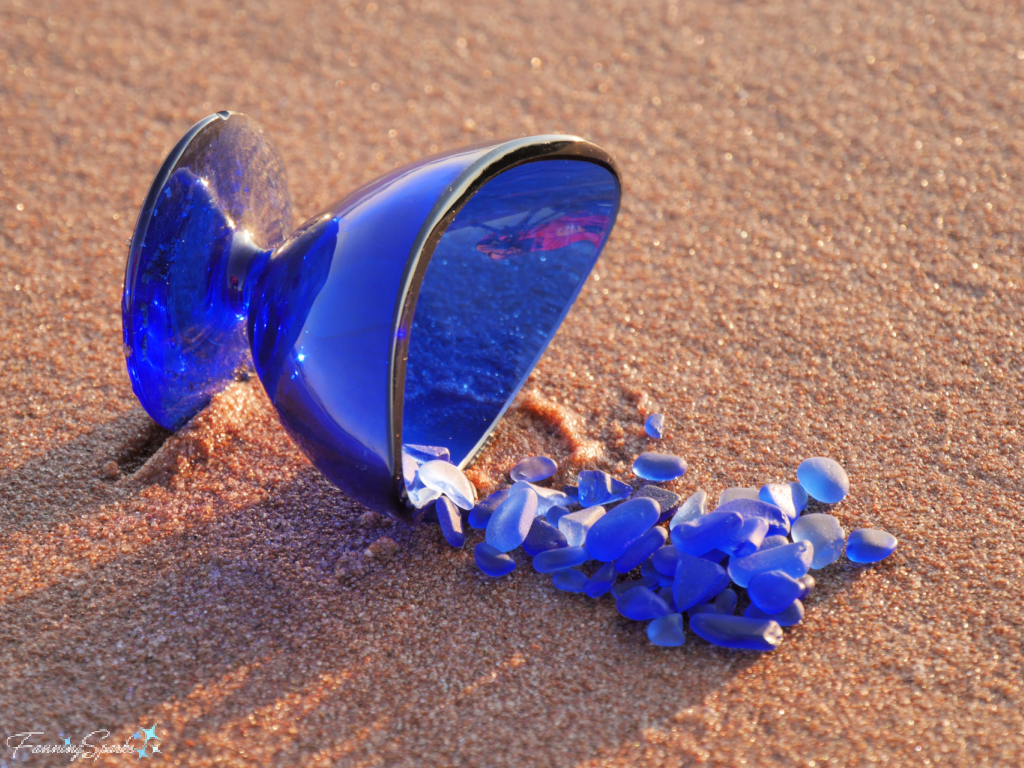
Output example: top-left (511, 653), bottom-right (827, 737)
top-left (673, 551), bottom-right (729, 611)
top-left (523, 482), bottom-right (573, 516)
top-left (721, 517), bottom-right (769, 558)
top-left (522, 518), bottom-right (568, 557)
top-left (533, 545), bottom-right (589, 573)
top-left (577, 470), bottom-right (633, 507)
top-left (635, 485), bottom-right (682, 523)
top-left (435, 496), bottom-right (465, 548)
top-left (846, 529), bottom-right (898, 563)
top-left (745, 599), bottom-right (805, 626)
top-left (689, 614), bottom-right (784, 652)
top-left (669, 490), bottom-right (707, 529)
top-left (475, 543), bottom-right (517, 577)
top-left (561, 485), bottom-right (580, 504)
top-left (658, 586), bottom-right (677, 612)
top-left (791, 513), bottom-right (846, 569)
top-left (584, 497), bottom-right (661, 561)
top-left (645, 413), bottom-right (665, 439)
top-left (559, 506), bottom-right (606, 547)
top-left (759, 535), bottom-right (789, 551)
top-left (670, 510), bottom-right (743, 556)
top-left (758, 483), bottom-right (804, 522)
top-left (546, 504), bottom-right (572, 528)
top-left (714, 588), bottom-right (738, 616)
top-left (632, 452), bottom-right (687, 482)
top-left (715, 498), bottom-right (790, 537)
top-left (485, 484), bottom-right (538, 552)
top-left (610, 576), bottom-right (659, 598)
top-left (716, 487), bottom-right (760, 508)
top-left (123, 112), bottom-right (621, 522)
top-left (647, 613), bottom-right (685, 647)
top-left (797, 457), bottom-right (850, 504)
top-left (468, 488), bottom-right (510, 530)
top-left (616, 586), bottom-right (671, 621)
top-left (615, 526), bottom-right (668, 573)
top-left (420, 460), bottom-right (477, 511)
top-left (699, 548), bottom-right (728, 563)
top-left (727, 540), bottom-right (814, 588)
top-left (511, 455), bottom-right (557, 483)
top-left (748, 570), bottom-right (804, 614)
top-left (640, 556), bottom-right (673, 586)
top-left (652, 545), bottom-right (679, 576)
top-left (552, 568), bottom-right (589, 593)
top-left (585, 561), bottom-right (618, 598)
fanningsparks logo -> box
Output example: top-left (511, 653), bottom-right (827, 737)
top-left (5, 723), bottom-right (162, 762)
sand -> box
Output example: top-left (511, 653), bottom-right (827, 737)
top-left (2, 0), bottom-right (1023, 765)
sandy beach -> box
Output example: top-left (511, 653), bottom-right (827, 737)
top-left (1, 0), bottom-right (1022, 764)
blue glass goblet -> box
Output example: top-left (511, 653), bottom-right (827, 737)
top-left (122, 111), bottom-right (620, 521)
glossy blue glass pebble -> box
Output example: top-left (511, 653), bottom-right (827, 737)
top-left (533, 545), bottom-right (589, 574)
top-left (610, 576), bottom-right (659, 598)
top-left (475, 543), bottom-right (516, 577)
top-left (671, 510), bottom-right (744, 556)
top-left (585, 561), bottom-right (618, 598)
top-left (721, 517), bottom-right (769, 558)
top-left (546, 504), bottom-right (572, 528)
top-left (561, 485), bottom-right (580, 504)
top-left (468, 488), bottom-right (510, 530)
top-left (673, 551), bottom-right (729, 611)
top-left (435, 496), bottom-right (465, 548)
top-left (645, 413), bottom-right (665, 439)
top-left (632, 452), bottom-right (688, 482)
top-left (748, 570), bottom-right (804, 615)
top-left (585, 497), bottom-right (661, 561)
top-left (577, 470), bottom-right (633, 507)
top-left (715, 498), bottom-right (790, 537)
top-left (647, 613), bottom-right (685, 647)
top-left (559, 506), bottom-right (606, 547)
top-left (669, 490), bottom-right (707, 529)
top-left (727, 540), bottom-right (814, 588)
top-left (615, 526), bottom-right (669, 573)
top-left (419, 460), bottom-right (477, 510)
top-left (846, 529), bottom-right (898, 563)
top-left (522, 518), bottom-right (568, 557)
top-left (652, 545), bottom-right (679, 577)
top-left (689, 614), bottom-right (784, 652)
top-left (791, 513), bottom-right (846, 569)
top-left (759, 535), bottom-right (789, 551)
top-left (745, 599), bottom-right (805, 627)
top-left (617, 586), bottom-right (672, 621)
top-left (797, 457), bottom-right (850, 504)
top-left (485, 484), bottom-right (538, 552)
top-left (511, 455), bottom-right (557, 483)
top-left (552, 568), bottom-right (589, 593)
top-left (758, 482), bottom-right (805, 523)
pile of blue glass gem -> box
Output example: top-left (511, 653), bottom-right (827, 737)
top-left (402, 413), bottom-right (897, 652)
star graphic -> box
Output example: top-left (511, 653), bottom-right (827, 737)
top-left (141, 724), bottom-right (158, 741)
top-left (133, 730), bottom-right (142, 740)
top-left (150, 742), bottom-right (162, 754)
top-left (63, 737), bottom-right (72, 747)
top-left (136, 747), bottom-right (148, 760)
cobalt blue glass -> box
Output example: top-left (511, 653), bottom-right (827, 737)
top-left (122, 111), bottom-right (620, 521)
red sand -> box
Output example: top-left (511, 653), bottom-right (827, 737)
top-left (2, 0), bottom-right (1022, 765)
